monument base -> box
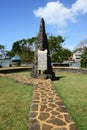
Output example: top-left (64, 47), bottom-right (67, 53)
top-left (31, 71), bottom-right (55, 80)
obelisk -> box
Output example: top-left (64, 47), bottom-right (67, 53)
top-left (31, 18), bottom-right (55, 80)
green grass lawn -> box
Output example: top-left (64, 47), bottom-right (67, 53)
top-left (11, 71), bottom-right (31, 77)
top-left (54, 72), bottom-right (87, 130)
top-left (0, 75), bottom-right (33, 130)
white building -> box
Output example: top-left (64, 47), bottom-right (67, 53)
top-left (73, 38), bottom-right (87, 62)
top-left (73, 50), bottom-right (83, 62)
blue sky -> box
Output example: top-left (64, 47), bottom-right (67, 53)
top-left (0, 0), bottom-right (87, 51)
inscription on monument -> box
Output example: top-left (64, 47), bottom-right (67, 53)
top-left (38, 49), bottom-right (47, 70)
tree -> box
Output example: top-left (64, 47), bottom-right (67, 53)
top-left (0, 44), bottom-right (5, 50)
top-left (61, 49), bottom-right (72, 61)
top-left (48, 35), bottom-right (72, 63)
top-left (9, 35), bottom-right (72, 63)
top-left (9, 37), bottom-right (36, 62)
top-left (81, 48), bottom-right (87, 68)
top-left (48, 35), bottom-right (64, 55)
top-left (0, 44), bottom-right (5, 58)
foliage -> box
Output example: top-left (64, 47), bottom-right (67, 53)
top-left (0, 44), bottom-right (9, 58)
top-left (0, 44), bottom-right (5, 50)
top-left (48, 35), bottom-right (72, 63)
top-left (9, 35), bottom-right (72, 63)
top-left (48, 35), bottom-right (64, 54)
top-left (9, 37), bottom-right (36, 62)
top-left (81, 48), bottom-right (87, 68)
top-left (54, 72), bottom-right (87, 130)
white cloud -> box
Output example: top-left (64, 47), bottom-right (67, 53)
top-left (33, 1), bottom-right (75, 28)
top-left (33, 0), bottom-right (87, 28)
top-left (71, 0), bottom-right (87, 14)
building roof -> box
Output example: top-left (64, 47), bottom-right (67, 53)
top-left (11, 55), bottom-right (21, 61)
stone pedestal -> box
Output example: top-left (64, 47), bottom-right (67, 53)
top-left (31, 18), bottom-right (55, 80)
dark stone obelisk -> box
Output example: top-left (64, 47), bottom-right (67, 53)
top-left (31, 18), bottom-right (55, 80)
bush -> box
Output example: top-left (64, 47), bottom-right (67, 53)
top-left (81, 48), bottom-right (87, 68)
top-left (81, 60), bottom-right (87, 68)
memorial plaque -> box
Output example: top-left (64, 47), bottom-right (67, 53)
top-left (38, 49), bottom-right (47, 70)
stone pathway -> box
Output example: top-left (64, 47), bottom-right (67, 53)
top-left (0, 74), bottom-right (78, 130)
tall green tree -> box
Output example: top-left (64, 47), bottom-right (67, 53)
top-left (48, 35), bottom-right (72, 63)
top-left (10, 37), bottom-right (36, 62)
top-left (48, 35), bottom-right (64, 55)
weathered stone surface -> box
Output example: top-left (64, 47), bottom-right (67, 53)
top-left (42, 101), bottom-right (48, 104)
top-left (48, 103), bottom-right (57, 108)
top-left (42, 123), bottom-right (53, 130)
top-left (29, 119), bottom-right (40, 130)
top-left (69, 124), bottom-right (78, 130)
top-left (53, 127), bottom-right (67, 130)
top-left (51, 111), bottom-right (60, 115)
top-left (57, 114), bottom-right (64, 119)
top-left (48, 98), bottom-right (54, 101)
top-left (56, 107), bottom-right (68, 113)
top-left (46, 108), bottom-right (53, 112)
top-left (55, 101), bottom-right (64, 106)
top-left (31, 104), bottom-right (38, 111)
top-left (40, 104), bottom-right (47, 111)
top-left (41, 98), bottom-right (47, 101)
top-left (33, 100), bottom-right (40, 103)
top-left (39, 112), bottom-right (50, 120)
top-left (29, 112), bottom-right (38, 118)
top-left (33, 93), bottom-right (40, 99)
top-left (33, 96), bottom-right (40, 101)
top-left (64, 114), bottom-right (73, 123)
top-left (47, 118), bottom-right (66, 126)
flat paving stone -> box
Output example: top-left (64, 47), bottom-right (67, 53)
top-left (53, 128), bottom-right (67, 130)
top-left (29, 119), bottom-right (40, 130)
top-left (39, 112), bottom-right (50, 121)
top-left (47, 118), bottom-right (66, 126)
top-left (42, 123), bottom-right (53, 130)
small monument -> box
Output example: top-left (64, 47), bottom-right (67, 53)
top-left (31, 18), bottom-right (55, 80)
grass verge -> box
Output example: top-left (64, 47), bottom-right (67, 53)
top-left (0, 75), bottom-right (33, 130)
top-left (54, 72), bottom-right (87, 130)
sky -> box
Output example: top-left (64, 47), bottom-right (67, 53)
top-left (0, 0), bottom-right (87, 51)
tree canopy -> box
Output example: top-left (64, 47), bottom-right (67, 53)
top-left (9, 37), bottom-right (36, 62)
top-left (48, 35), bottom-right (72, 63)
top-left (9, 35), bottom-right (72, 63)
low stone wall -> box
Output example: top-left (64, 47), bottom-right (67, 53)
top-left (0, 67), bottom-right (32, 73)
top-left (53, 67), bottom-right (87, 74)
top-left (0, 66), bottom-right (87, 74)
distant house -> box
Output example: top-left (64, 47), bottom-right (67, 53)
top-left (73, 38), bottom-right (87, 62)
top-left (73, 50), bottom-right (83, 62)
top-left (11, 55), bottom-right (21, 61)
top-left (11, 55), bottom-right (21, 66)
